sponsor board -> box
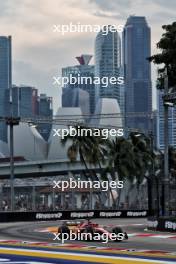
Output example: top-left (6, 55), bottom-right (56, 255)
top-left (0, 210), bottom-right (148, 222)
top-left (36, 213), bottom-right (62, 220)
top-left (148, 218), bottom-right (176, 232)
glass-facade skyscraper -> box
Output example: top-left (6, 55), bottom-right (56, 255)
top-left (20, 86), bottom-right (38, 117)
top-left (11, 86), bottom-right (53, 141)
top-left (95, 25), bottom-right (121, 105)
top-left (0, 36), bottom-right (11, 142)
top-left (157, 90), bottom-right (176, 150)
top-left (123, 16), bottom-right (152, 133)
top-left (12, 86), bottom-right (38, 118)
top-left (37, 93), bottom-right (53, 141)
top-left (62, 55), bottom-right (94, 114)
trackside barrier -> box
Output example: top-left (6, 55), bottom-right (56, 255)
top-left (147, 217), bottom-right (176, 232)
top-left (0, 210), bottom-right (148, 222)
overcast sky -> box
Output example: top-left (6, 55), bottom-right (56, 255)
top-left (0, 0), bottom-right (175, 112)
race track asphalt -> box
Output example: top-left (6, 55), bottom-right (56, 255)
top-left (0, 218), bottom-right (176, 252)
top-left (0, 218), bottom-right (176, 264)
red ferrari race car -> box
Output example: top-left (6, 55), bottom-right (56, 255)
top-left (57, 219), bottom-right (128, 243)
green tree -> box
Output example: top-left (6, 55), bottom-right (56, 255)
top-left (62, 125), bottom-right (153, 210)
top-left (105, 133), bottom-right (153, 208)
top-left (148, 22), bottom-right (176, 91)
top-left (169, 146), bottom-right (176, 178)
top-left (62, 125), bottom-right (106, 207)
top-left (149, 22), bottom-right (176, 216)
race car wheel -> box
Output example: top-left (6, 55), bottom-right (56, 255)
top-left (112, 227), bottom-right (123, 234)
top-left (83, 226), bottom-right (94, 241)
top-left (124, 232), bottom-right (128, 239)
top-left (112, 227), bottom-right (126, 242)
top-left (58, 226), bottom-right (70, 239)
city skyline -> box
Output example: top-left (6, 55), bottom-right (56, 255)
top-left (0, 0), bottom-right (176, 112)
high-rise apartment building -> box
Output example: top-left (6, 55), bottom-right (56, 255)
top-left (123, 16), bottom-right (152, 133)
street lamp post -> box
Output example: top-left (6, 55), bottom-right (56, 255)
top-left (163, 68), bottom-right (170, 216)
top-left (149, 129), bottom-right (155, 216)
top-left (10, 119), bottom-right (14, 211)
top-left (6, 117), bottom-right (20, 211)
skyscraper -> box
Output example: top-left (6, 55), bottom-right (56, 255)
top-left (119, 66), bottom-right (125, 117)
top-left (62, 54), bottom-right (94, 114)
top-left (123, 16), bottom-right (152, 133)
top-left (11, 85), bottom-right (38, 117)
top-left (18, 86), bottom-right (38, 117)
top-left (62, 87), bottom-right (90, 117)
top-left (12, 87), bottom-right (53, 141)
top-left (156, 90), bottom-right (176, 150)
top-left (37, 93), bottom-right (53, 117)
top-left (95, 25), bottom-right (121, 105)
top-left (0, 36), bottom-right (11, 142)
top-left (37, 93), bottom-right (53, 141)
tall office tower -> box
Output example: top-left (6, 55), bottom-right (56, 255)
top-left (156, 90), bottom-right (176, 150)
top-left (0, 36), bottom-right (11, 142)
top-left (12, 86), bottom-right (38, 117)
top-left (62, 54), bottom-right (94, 114)
top-left (123, 16), bottom-right (152, 134)
top-left (119, 66), bottom-right (125, 116)
top-left (37, 94), bottom-right (53, 141)
top-left (11, 87), bottom-right (53, 140)
top-left (37, 93), bottom-right (53, 117)
top-left (19, 86), bottom-right (38, 117)
top-left (62, 87), bottom-right (90, 118)
top-left (95, 25), bottom-right (121, 104)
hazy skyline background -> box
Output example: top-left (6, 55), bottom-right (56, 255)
top-left (0, 0), bottom-right (175, 112)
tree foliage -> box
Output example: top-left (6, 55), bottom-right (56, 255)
top-left (148, 22), bottom-right (176, 90)
top-left (169, 146), bottom-right (176, 178)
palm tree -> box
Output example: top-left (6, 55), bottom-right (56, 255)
top-left (62, 125), bottom-right (153, 210)
top-left (105, 136), bottom-right (136, 208)
top-left (129, 132), bottom-right (153, 184)
top-left (61, 125), bottom-right (106, 207)
top-left (105, 133), bottom-right (153, 209)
